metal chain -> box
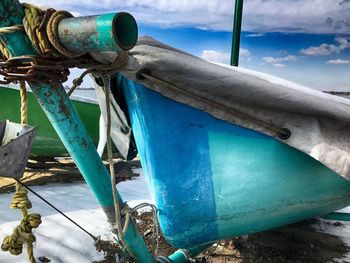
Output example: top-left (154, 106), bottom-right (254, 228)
top-left (0, 55), bottom-right (98, 85)
top-left (0, 3), bottom-right (131, 88)
top-left (0, 3), bottom-right (98, 85)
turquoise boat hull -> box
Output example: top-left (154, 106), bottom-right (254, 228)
top-left (118, 76), bottom-right (350, 249)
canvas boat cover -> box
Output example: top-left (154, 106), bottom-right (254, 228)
top-left (93, 37), bottom-right (350, 179)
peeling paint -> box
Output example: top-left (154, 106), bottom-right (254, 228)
top-left (57, 13), bottom-right (137, 52)
top-left (81, 138), bottom-right (88, 149)
top-left (58, 99), bottom-right (70, 118)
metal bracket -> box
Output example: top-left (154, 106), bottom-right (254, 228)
top-left (0, 120), bottom-right (36, 179)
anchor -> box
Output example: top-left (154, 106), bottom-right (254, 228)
top-left (0, 119), bottom-right (36, 179)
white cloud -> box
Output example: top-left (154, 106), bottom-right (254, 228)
top-left (240, 48), bottom-right (251, 57)
top-left (243, 0), bottom-right (350, 34)
top-left (245, 33), bottom-right (265, 38)
top-left (200, 50), bottom-right (230, 64)
top-left (23, 0), bottom-right (350, 33)
top-left (200, 48), bottom-right (251, 64)
top-left (326, 58), bottom-right (350, 64)
top-left (262, 55), bottom-right (297, 64)
top-left (300, 37), bottom-right (350, 56)
top-left (272, 63), bottom-right (286, 68)
top-left (301, 44), bottom-right (340, 56)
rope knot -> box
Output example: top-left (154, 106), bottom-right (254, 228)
top-left (2, 183), bottom-right (42, 263)
top-left (1, 235), bottom-right (23, 255)
top-left (10, 188), bottom-right (32, 210)
top-left (90, 51), bottom-right (129, 79)
top-left (1, 212), bottom-right (41, 256)
top-left (27, 213), bottom-right (42, 228)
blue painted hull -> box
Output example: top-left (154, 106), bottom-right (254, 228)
top-left (119, 76), bottom-right (350, 249)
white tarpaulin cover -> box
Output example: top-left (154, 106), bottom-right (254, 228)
top-left (94, 37), bottom-right (350, 179)
top-left (93, 82), bottom-right (131, 159)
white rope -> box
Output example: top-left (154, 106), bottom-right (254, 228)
top-left (103, 77), bottom-right (123, 237)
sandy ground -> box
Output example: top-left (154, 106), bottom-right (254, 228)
top-left (0, 158), bottom-right (138, 194)
top-left (1, 160), bottom-right (350, 262)
top-left (139, 213), bottom-right (350, 263)
top-left (0, 159), bottom-right (83, 194)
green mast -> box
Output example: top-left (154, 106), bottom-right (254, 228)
top-left (230, 0), bottom-right (244, 66)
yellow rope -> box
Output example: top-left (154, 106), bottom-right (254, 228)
top-left (0, 3), bottom-right (59, 57)
top-left (0, 25), bottom-right (24, 34)
top-left (22, 3), bottom-right (79, 57)
top-left (20, 81), bottom-right (28, 126)
top-left (22, 3), bottom-right (55, 56)
top-left (0, 25), bottom-right (22, 59)
top-left (0, 44), bottom-right (41, 261)
top-left (1, 184), bottom-right (42, 262)
top-left (0, 6), bottom-right (73, 260)
top-left (22, 3), bottom-right (44, 54)
top-left (0, 24), bottom-right (24, 59)
top-left (0, 38), bottom-right (10, 59)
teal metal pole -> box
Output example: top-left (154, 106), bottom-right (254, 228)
top-left (57, 12), bottom-right (138, 52)
top-left (0, 2), bottom-right (153, 262)
top-left (230, 0), bottom-right (244, 66)
top-left (166, 244), bottom-right (212, 262)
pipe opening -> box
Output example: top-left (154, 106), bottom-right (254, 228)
top-left (113, 13), bottom-right (138, 51)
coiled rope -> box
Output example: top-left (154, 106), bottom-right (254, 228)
top-left (1, 184), bottom-right (42, 262)
top-left (0, 3), bottom-right (71, 58)
top-left (46, 10), bottom-right (84, 57)
top-left (22, 3), bottom-right (52, 56)
top-left (0, 3), bottom-right (92, 86)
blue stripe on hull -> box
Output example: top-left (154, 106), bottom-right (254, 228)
top-left (121, 77), bottom-right (218, 247)
top-left (118, 76), bottom-right (350, 248)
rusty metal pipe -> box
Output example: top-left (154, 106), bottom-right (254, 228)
top-left (57, 12), bottom-right (138, 53)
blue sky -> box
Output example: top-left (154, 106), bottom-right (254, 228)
top-left (138, 25), bottom-right (350, 90)
top-left (26, 0), bottom-right (350, 91)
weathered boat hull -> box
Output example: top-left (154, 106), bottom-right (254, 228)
top-left (0, 87), bottom-right (100, 157)
top-left (119, 77), bottom-right (350, 249)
